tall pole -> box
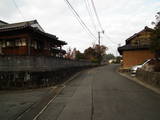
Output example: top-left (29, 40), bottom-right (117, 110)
top-left (97, 30), bottom-right (104, 64)
top-left (98, 30), bottom-right (104, 46)
top-left (98, 31), bottom-right (100, 46)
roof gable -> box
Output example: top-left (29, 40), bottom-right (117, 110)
top-left (0, 20), bottom-right (44, 32)
top-left (118, 26), bottom-right (154, 55)
top-left (126, 26), bottom-right (154, 43)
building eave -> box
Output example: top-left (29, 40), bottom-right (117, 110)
top-left (0, 25), bottom-right (67, 45)
top-left (118, 45), bottom-right (150, 55)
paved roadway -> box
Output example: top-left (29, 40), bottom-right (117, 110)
top-left (0, 87), bottom-right (54, 120)
top-left (37, 64), bottom-right (160, 120)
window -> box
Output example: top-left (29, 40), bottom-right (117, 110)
top-left (6, 41), bottom-right (10, 46)
top-left (15, 39), bottom-right (21, 46)
top-left (6, 41), bottom-right (14, 47)
top-left (2, 41), bottom-right (6, 47)
top-left (31, 40), bottom-right (37, 49)
top-left (15, 38), bottom-right (27, 47)
top-left (21, 38), bottom-right (26, 46)
top-left (0, 40), bottom-right (6, 48)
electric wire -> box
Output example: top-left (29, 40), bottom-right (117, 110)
top-left (12, 0), bottom-right (25, 20)
top-left (64, 0), bottom-right (118, 49)
top-left (89, 0), bottom-right (118, 45)
top-left (84, 0), bottom-right (97, 33)
top-left (64, 0), bottom-right (97, 41)
top-left (90, 0), bottom-right (103, 31)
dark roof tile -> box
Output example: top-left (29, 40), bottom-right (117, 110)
top-left (0, 20), bottom-right (67, 45)
top-left (118, 45), bottom-right (150, 55)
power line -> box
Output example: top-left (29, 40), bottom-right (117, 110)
top-left (87, 0), bottom-right (118, 52)
top-left (83, 0), bottom-right (97, 33)
top-left (64, 0), bottom-right (97, 41)
top-left (90, 0), bottom-right (103, 31)
top-left (12, 0), bottom-right (25, 20)
top-left (64, 0), bottom-right (117, 46)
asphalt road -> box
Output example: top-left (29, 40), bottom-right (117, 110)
top-left (0, 87), bottom-right (54, 120)
top-left (36, 64), bottom-right (160, 120)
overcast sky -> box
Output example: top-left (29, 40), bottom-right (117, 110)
top-left (0, 0), bottom-right (160, 55)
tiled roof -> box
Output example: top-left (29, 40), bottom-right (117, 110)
top-left (118, 26), bottom-right (154, 55)
top-left (0, 20), bottom-right (38, 31)
top-left (118, 45), bottom-right (150, 55)
top-left (0, 20), bottom-right (67, 45)
top-left (126, 26), bottom-right (154, 42)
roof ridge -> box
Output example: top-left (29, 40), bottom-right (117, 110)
top-left (0, 19), bottom-right (37, 26)
top-left (126, 26), bottom-right (154, 42)
top-left (0, 20), bottom-right (8, 24)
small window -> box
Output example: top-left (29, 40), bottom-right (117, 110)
top-left (21, 38), bottom-right (26, 46)
top-left (6, 41), bottom-right (10, 46)
top-left (6, 41), bottom-right (14, 47)
top-left (34, 42), bottom-right (37, 49)
top-left (2, 41), bottom-right (6, 47)
top-left (15, 39), bottom-right (21, 46)
top-left (15, 38), bottom-right (27, 47)
top-left (31, 40), bottom-right (37, 49)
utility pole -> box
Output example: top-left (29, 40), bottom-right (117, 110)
top-left (97, 30), bottom-right (104, 64)
top-left (98, 30), bottom-right (104, 46)
top-left (98, 31), bottom-right (100, 46)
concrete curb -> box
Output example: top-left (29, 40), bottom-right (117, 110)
top-left (118, 71), bottom-right (160, 95)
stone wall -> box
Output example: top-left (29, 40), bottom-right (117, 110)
top-left (0, 56), bottom-right (97, 89)
top-left (136, 69), bottom-right (160, 87)
top-left (0, 56), bottom-right (96, 72)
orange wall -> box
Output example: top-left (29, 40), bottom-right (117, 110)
top-left (122, 50), bottom-right (155, 69)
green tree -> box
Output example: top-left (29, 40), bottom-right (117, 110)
top-left (84, 44), bottom-right (107, 63)
top-left (105, 54), bottom-right (115, 61)
top-left (151, 12), bottom-right (160, 58)
top-left (75, 50), bottom-right (85, 60)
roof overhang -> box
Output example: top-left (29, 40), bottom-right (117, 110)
top-left (0, 25), bottom-right (67, 45)
top-left (118, 45), bottom-right (150, 55)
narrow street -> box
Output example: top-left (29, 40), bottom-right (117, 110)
top-left (36, 65), bottom-right (160, 120)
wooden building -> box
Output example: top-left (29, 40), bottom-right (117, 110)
top-left (118, 26), bottom-right (155, 69)
top-left (0, 20), bottom-right (66, 56)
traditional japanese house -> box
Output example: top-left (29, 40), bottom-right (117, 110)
top-left (0, 20), bottom-right (67, 57)
top-left (118, 26), bottom-right (155, 69)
